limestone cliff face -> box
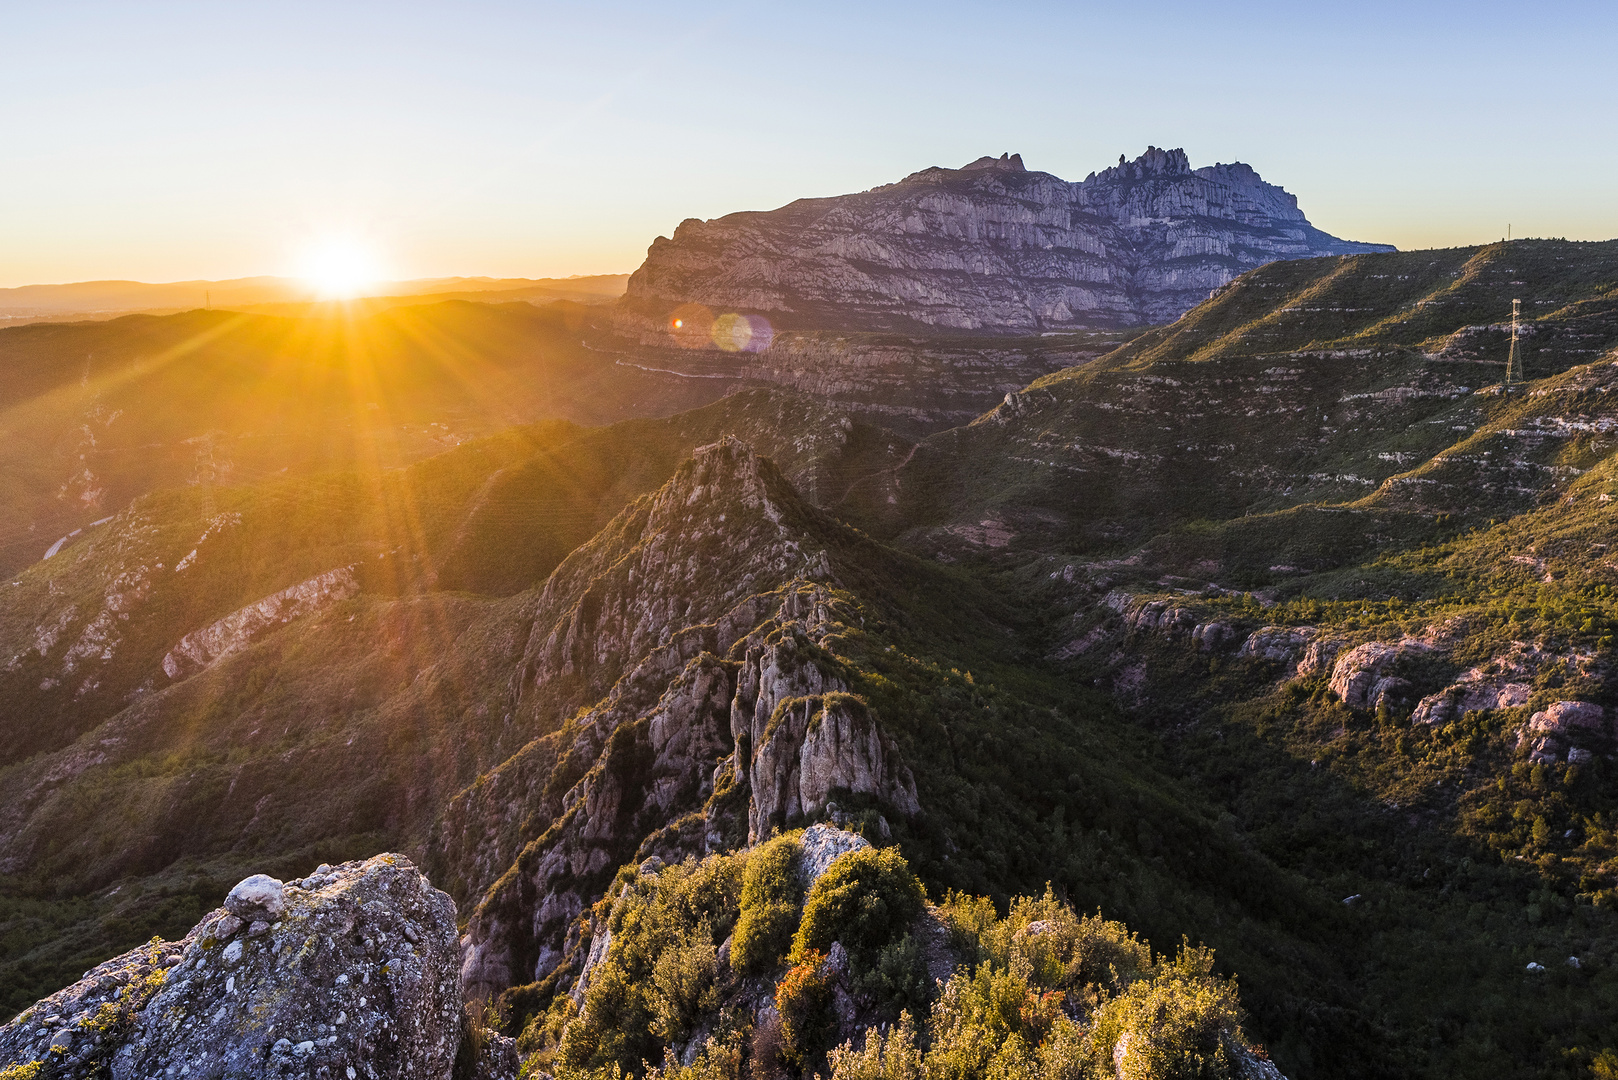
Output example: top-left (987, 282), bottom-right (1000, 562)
top-left (454, 578), bottom-right (922, 1003)
top-left (161, 564), bottom-right (359, 680)
top-left (745, 691), bottom-right (919, 844)
top-left (450, 443), bottom-right (921, 1002)
top-left (619, 146), bottom-right (1391, 335)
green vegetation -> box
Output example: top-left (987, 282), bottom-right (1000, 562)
top-left (792, 847), bottom-right (927, 1016)
top-left (732, 835), bottom-right (803, 975)
top-left (539, 842), bottom-right (1265, 1080)
top-left (8, 240), bottom-right (1618, 1078)
top-left (0, 299), bottom-right (750, 577)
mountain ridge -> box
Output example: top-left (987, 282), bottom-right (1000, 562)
top-left (617, 146), bottom-right (1391, 337)
top-left (7, 238), bottom-right (1618, 1079)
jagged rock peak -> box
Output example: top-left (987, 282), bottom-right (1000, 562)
top-left (617, 143), bottom-right (1392, 335)
top-left (959, 151), bottom-right (1025, 173)
top-left (651, 435), bottom-right (794, 525)
top-left (1088, 145), bottom-right (1193, 182)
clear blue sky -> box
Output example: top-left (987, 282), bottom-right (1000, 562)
top-left (3, 0), bottom-right (1615, 286)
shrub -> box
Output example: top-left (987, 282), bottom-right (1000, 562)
top-left (732, 835), bottom-right (804, 975)
top-left (646, 1034), bottom-right (746, 1080)
top-left (924, 963), bottom-right (1054, 1080)
top-left (774, 950), bottom-right (836, 1067)
top-left (558, 853), bottom-right (743, 1076)
top-left (860, 932), bottom-right (930, 1018)
top-left (1004, 889), bottom-right (1152, 997)
top-left (792, 847), bottom-right (925, 968)
top-left (648, 919), bottom-right (721, 1042)
top-left (750, 1008), bottom-right (788, 1080)
top-left (937, 891), bottom-right (998, 965)
top-left (1088, 943), bottom-right (1246, 1080)
top-left (940, 885), bottom-right (1151, 1002)
top-left (827, 1010), bottom-right (922, 1080)
top-left (792, 847), bottom-right (928, 1018)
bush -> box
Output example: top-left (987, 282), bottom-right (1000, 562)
top-left (1089, 943), bottom-right (1246, 1080)
top-left (939, 885), bottom-right (1151, 1002)
top-left (548, 857), bottom-right (1263, 1080)
top-left (860, 932), bottom-right (930, 1018)
top-left (792, 847), bottom-right (925, 968)
top-left (557, 853), bottom-right (743, 1077)
top-left (937, 890), bottom-right (998, 964)
top-left (646, 1034), bottom-right (745, 1080)
top-left (648, 919), bottom-right (721, 1042)
top-left (924, 964), bottom-right (1054, 1080)
top-left (1005, 889), bottom-right (1153, 998)
top-left (827, 1011), bottom-right (922, 1080)
top-left (853, 902), bottom-right (1251, 1080)
top-left (792, 847), bottom-right (928, 1019)
top-left (775, 950), bottom-right (836, 1067)
top-left (732, 835), bottom-right (803, 975)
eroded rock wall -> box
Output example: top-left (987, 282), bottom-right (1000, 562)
top-left (619, 147), bottom-right (1390, 335)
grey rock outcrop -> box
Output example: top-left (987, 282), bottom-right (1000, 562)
top-left (1410, 679), bottom-right (1532, 725)
top-left (618, 146), bottom-right (1391, 336)
top-left (797, 822), bottom-right (871, 887)
top-left (1517, 701), bottom-right (1608, 762)
top-left (0, 855), bottom-right (468, 1080)
top-left (162, 565), bottom-right (360, 680)
top-left (1192, 621), bottom-right (1237, 651)
top-left (1125, 599), bottom-right (1196, 635)
top-left (1327, 641), bottom-right (1430, 709)
top-left (1238, 626), bottom-right (1317, 664)
top-left (453, 444), bottom-right (921, 1004)
top-left (1528, 700), bottom-right (1607, 735)
top-left (746, 692), bottom-right (919, 844)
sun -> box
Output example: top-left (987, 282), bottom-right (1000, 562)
top-left (297, 237), bottom-right (383, 299)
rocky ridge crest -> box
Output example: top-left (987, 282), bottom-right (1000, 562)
top-left (436, 440), bottom-right (921, 1001)
top-left (618, 146), bottom-right (1390, 335)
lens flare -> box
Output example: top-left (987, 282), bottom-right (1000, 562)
top-left (711, 313), bottom-right (774, 353)
top-left (668, 303), bottom-right (714, 348)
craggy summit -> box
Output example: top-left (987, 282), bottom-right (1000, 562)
top-left (619, 146), bottom-right (1391, 335)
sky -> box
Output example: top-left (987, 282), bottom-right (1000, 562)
top-left (2, 0), bottom-right (1616, 287)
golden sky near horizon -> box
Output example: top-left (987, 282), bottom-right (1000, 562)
top-left (3, 1), bottom-right (1615, 289)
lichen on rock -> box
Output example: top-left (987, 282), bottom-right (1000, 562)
top-left (0, 855), bottom-right (474, 1080)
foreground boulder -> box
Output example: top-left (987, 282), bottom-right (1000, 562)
top-left (0, 854), bottom-right (472, 1079)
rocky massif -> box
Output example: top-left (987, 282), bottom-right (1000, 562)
top-left (451, 439), bottom-right (925, 1002)
top-left (617, 147), bottom-right (1390, 336)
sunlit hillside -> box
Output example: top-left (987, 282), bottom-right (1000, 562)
top-left (6, 241), bottom-right (1618, 1080)
top-left (0, 300), bottom-right (725, 577)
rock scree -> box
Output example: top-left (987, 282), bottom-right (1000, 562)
top-left (0, 854), bottom-right (494, 1079)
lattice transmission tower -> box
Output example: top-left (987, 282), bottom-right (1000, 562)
top-left (1504, 298), bottom-right (1522, 394)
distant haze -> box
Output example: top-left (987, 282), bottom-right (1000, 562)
top-left (0, 275), bottom-right (629, 323)
top-left (3, 0), bottom-right (1615, 287)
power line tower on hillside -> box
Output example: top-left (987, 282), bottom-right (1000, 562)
top-left (193, 434), bottom-right (218, 520)
top-left (1504, 298), bottom-right (1522, 394)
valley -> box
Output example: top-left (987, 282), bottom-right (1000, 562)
top-left (1, 238), bottom-right (1616, 1080)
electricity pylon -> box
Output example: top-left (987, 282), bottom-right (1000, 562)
top-left (1504, 298), bottom-right (1522, 394)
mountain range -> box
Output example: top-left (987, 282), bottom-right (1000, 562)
top-left (617, 147), bottom-right (1391, 336)
top-left (0, 154), bottom-right (1616, 1080)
